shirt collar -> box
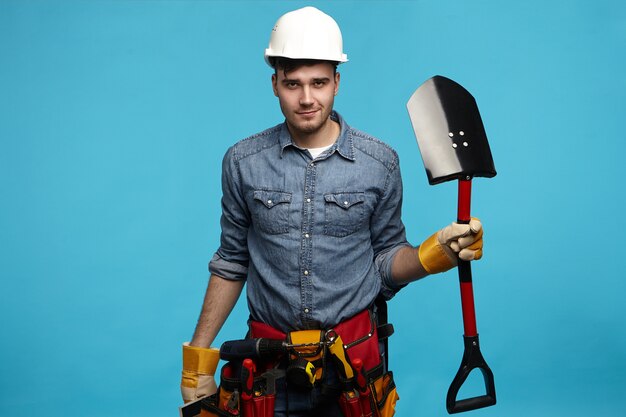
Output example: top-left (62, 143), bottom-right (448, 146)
top-left (279, 111), bottom-right (355, 161)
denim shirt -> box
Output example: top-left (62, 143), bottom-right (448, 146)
top-left (209, 111), bottom-right (409, 332)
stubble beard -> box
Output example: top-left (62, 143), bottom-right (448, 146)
top-left (293, 117), bottom-right (323, 134)
top-left (288, 105), bottom-right (333, 138)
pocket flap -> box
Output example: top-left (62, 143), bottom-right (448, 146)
top-left (324, 192), bottom-right (364, 209)
top-left (253, 190), bottom-right (292, 209)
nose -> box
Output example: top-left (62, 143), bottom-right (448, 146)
top-left (300, 86), bottom-right (314, 106)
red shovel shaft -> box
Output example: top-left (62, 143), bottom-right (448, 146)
top-left (457, 179), bottom-right (477, 337)
top-left (445, 178), bottom-right (496, 414)
top-left (457, 179), bottom-right (472, 223)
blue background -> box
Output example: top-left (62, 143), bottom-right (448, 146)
top-left (1, 1), bottom-right (625, 416)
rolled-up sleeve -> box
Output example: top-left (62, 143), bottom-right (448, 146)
top-left (208, 146), bottom-right (250, 281)
top-left (370, 155), bottom-right (410, 299)
top-left (375, 245), bottom-right (410, 299)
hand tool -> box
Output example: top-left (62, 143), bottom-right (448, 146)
top-left (220, 338), bottom-right (332, 361)
top-left (225, 389), bottom-right (240, 416)
top-left (261, 369), bottom-right (283, 417)
top-left (407, 75), bottom-right (497, 414)
top-left (220, 339), bottom-right (287, 361)
top-left (179, 396), bottom-right (203, 417)
top-left (286, 357), bottom-right (317, 388)
top-left (352, 358), bottom-right (373, 417)
top-left (327, 332), bottom-right (354, 380)
top-left (328, 333), bottom-right (363, 417)
top-left (240, 359), bottom-right (256, 417)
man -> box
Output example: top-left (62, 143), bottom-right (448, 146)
top-left (181, 6), bottom-right (484, 417)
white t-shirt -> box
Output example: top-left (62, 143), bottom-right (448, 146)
top-left (307, 144), bottom-right (333, 159)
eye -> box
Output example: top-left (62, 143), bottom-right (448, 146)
top-left (286, 82), bottom-right (299, 89)
top-left (313, 81), bottom-right (326, 88)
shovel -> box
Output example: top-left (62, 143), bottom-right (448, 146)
top-left (406, 75), bottom-right (497, 413)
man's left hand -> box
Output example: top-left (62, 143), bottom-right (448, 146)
top-left (440, 218), bottom-right (483, 261)
top-left (418, 218), bottom-right (484, 275)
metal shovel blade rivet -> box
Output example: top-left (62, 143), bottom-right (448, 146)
top-left (449, 132), bottom-right (454, 137)
top-left (459, 131), bottom-right (465, 136)
top-left (452, 143), bottom-right (458, 148)
top-left (463, 142), bottom-right (469, 147)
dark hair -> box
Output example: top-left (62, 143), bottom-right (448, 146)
top-left (271, 57), bottom-right (338, 77)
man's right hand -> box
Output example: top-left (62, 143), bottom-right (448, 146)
top-left (180, 343), bottom-right (220, 403)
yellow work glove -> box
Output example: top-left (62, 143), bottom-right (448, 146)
top-left (418, 218), bottom-right (483, 274)
top-left (181, 343), bottom-right (220, 403)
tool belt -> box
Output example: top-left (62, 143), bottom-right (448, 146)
top-left (200, 306), bottom-right (399, 417)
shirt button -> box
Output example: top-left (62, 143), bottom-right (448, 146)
top-left (304, 308), bottom-right (310, 313)
top-left (304, 233), bottom-right (310, 238)
top-left (267, 200), bottom-right (272, 205)
top-left (303, 270), bottom-right (309, 276)
top-left (306, 198), bottom-right (311, 203)
top-left (344, 201), bottom-right (349, 206)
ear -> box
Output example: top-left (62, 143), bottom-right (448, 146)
top-left (271, 74), bottom-right (278, 97)
top-left (334, 72), bottom-right (341, 96)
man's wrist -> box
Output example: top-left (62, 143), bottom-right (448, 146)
top-left (417, 232), bottom-right (456, 275)
top-left (182, 343), bottom-right (220, 375)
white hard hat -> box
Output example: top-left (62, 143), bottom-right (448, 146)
top-left (264, 6), bottom-right (348, 67)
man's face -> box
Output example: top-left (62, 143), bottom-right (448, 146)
top-left (272, 62), bottom-right (340, 139)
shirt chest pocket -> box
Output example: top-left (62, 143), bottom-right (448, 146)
top-left (252, 190), bottom-right (292, 234)
top-left (324, 192), bottom-right (366, 237)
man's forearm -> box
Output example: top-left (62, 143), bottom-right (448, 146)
top-left (190, 274), bottom-right (245, 348)
top-left (391, 219), bottom-right (485, 285)
top-left (390, 245), bottom-right (429, 285)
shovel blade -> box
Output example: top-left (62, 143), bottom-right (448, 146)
top-left (407, 75), bottom-right (496, 185)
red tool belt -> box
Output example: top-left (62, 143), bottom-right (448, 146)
top-left (200, 308), bottom-right (399, 417)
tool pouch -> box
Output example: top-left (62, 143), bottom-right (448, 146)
top-left (333, 310), bottom-right (399, 417)
top-left (338, 391), bottom-right (366, 417)
top-left (200, 362), bottom-right (277, 417)
top-left (200, 393), bottom-right (230, 417)
top-left (244, 307), bottom-right (398, 417)
top-left (334, 309), bottom-right (381, 372)
top-left (370, 371), bottom-right (399, 417)
top-left (335, 371), bottom-right (398, 417)
top-left (199, 363), bottom-right (241, 417)
top-left (286, 330), bottom-right (324, 388)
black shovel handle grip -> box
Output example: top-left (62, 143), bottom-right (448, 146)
top-left (446, 335), bottom-right (496, 414)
